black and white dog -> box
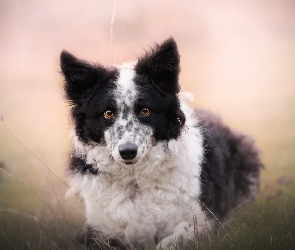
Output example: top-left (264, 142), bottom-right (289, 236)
top-left (60, 38), bottom-right (262, 249)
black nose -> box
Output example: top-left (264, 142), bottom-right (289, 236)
top-left (118, 142), bottom-right (138, 160)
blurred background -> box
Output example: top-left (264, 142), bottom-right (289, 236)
top-left (0, 0), bottom-right (295, 249)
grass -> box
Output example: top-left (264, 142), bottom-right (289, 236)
top-left (0, 98), bottom-right (295, 250)
top-left (1, 172), bottom-right (295, 250)
top-left (1, 1), bottom-right (295, 248)
top-left (197, 179), bottom-right (295, 249)
top-left (1, 135), bottom-right (295, 250)
top-left (0, 169), bottom-right (85, 250)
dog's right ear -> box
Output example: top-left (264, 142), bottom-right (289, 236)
top-left (60, 51), bottom-right (117, 105)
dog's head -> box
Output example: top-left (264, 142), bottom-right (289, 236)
top-left (61, 38), bottom-right (185, 166)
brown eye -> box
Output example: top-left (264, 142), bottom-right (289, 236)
top-left (140, 108), bottom-right (150, 116)
top-left (104, 110), bottom-right (114, 119)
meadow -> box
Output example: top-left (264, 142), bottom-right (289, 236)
top-left (1, 0), bottom-right (295, 249)
top-left (0, 71), bottom-right (294, 249)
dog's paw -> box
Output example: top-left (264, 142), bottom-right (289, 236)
top-left (156, 222), bottom-right (194, 250)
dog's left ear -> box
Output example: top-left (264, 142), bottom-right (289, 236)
top-left (135, 37), bottom-right (180, 95)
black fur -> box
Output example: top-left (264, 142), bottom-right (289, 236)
top-left (60, 50), bottom-right (119, 143)
top-left (135, 37), bottom-right (181, 95)
top-left (60, 51), bottom-right (119, 105)
top-left (134, 37), bottom-right (185, 140)
top-left (61, 38), bottom-right (185, 146)
top-left (132, 83), bottom-right (184, 141)
top-left (197, 109), bottom-right (262, 221)
top-left (68, 154), bottom-right (100, 175)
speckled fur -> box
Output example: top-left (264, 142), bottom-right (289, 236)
top-left (60, 38), bottom-right (262, 249)
top-left (104, 62), bottom-right (154, 166)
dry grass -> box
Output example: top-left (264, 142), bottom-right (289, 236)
top-left (0, 109), bottom-right (295, 249)
top-left (0, 1), bottom-right (295, 249)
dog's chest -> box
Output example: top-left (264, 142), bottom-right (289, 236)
top-left (81, 169), bottom-right (197, 240)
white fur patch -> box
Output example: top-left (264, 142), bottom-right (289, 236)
top-left (116, 62), bottom-right (136, 90)
top-left (179, 92), bottom-right (194, 104)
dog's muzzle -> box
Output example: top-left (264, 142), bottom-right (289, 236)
top-left (118, 142), bottom-right (138, 162)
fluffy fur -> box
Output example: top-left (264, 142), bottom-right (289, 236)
top-left (60, 38), bottom-right (262, 249)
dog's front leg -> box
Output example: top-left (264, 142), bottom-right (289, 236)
top-left (156, 222), bottom-right (195, 250)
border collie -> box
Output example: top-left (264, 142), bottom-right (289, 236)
top-left (60, 38), bottom-right (262, 249)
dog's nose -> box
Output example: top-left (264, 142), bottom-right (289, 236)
top-left (118, 142), bottom-right (138, 160)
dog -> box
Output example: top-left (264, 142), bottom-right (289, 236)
top-left (60, 37), bottom-right (262, 249)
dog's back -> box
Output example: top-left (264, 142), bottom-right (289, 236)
top-left (196, 109), bottom-right (262, 221)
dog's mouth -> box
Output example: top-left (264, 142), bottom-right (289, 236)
top-left (123, 160), bottom-right (137, 165)
top-left (109, 154), bottom-right (139, 166)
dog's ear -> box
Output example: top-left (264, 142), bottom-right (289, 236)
top-left (135, 37), bottom-right (180, 95)
top-left (60, 51), bottom-right (117, 105)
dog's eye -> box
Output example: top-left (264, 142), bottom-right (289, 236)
top-left (104, 110), bottom-right (114, 119)
top-left (140, 108), bottom-right (150, 116)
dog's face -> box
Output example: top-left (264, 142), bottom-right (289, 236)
top-left (61, 38), bottom-right (185, 166)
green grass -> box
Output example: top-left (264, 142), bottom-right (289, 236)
top-left (197, 181), bottom-right (295, 249)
